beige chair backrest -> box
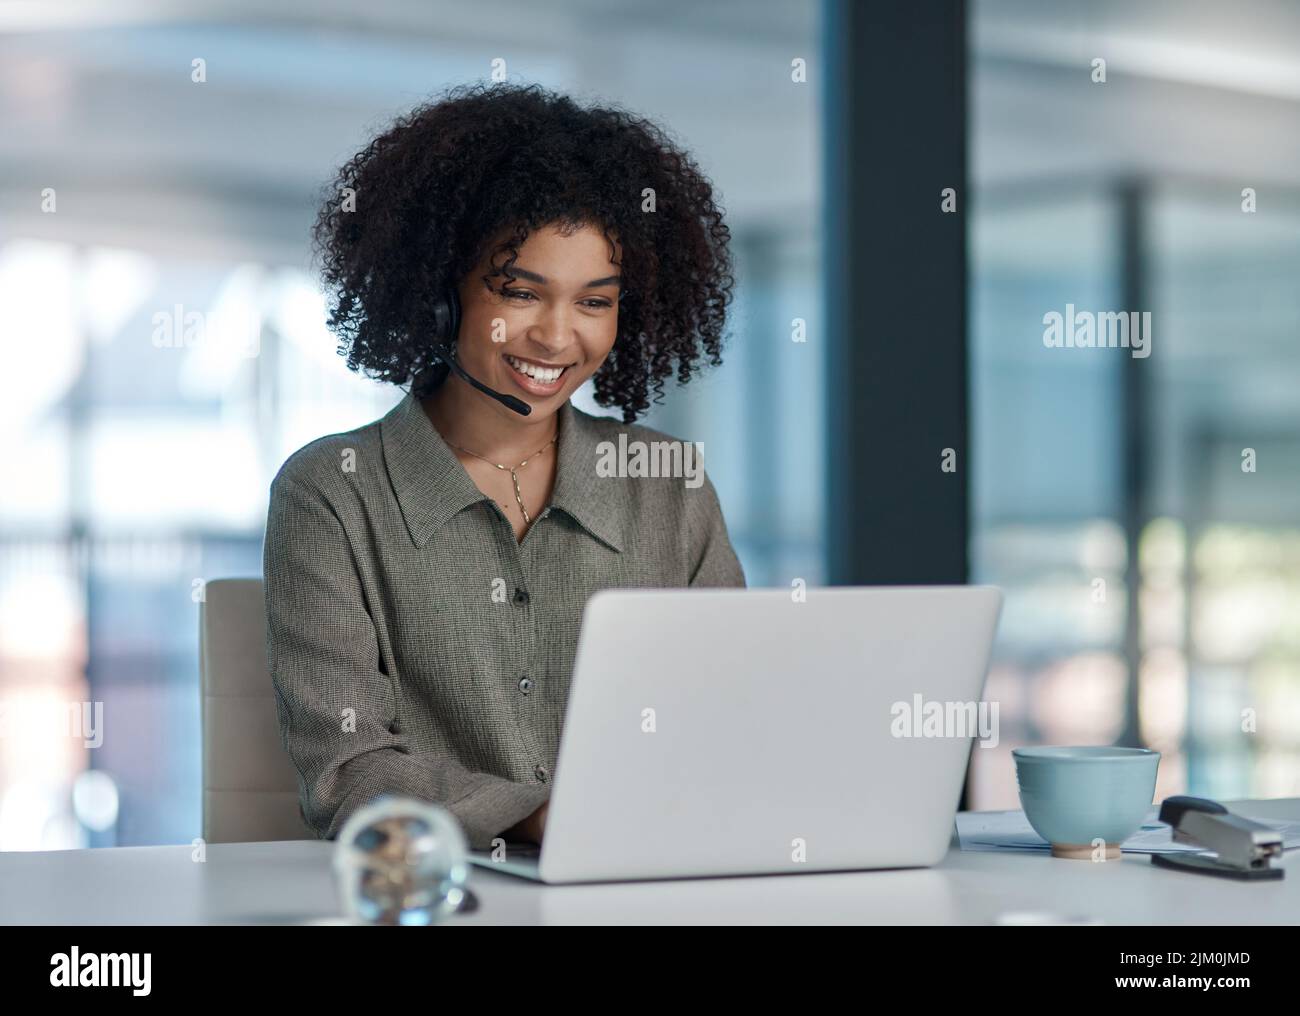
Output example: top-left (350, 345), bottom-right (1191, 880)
top-left (199, 577), bottom-right (314, 842)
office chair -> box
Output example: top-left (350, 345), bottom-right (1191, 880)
top-left (199, 577), bottom-right (314, 843)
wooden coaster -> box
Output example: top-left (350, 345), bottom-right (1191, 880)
top-left (1051, 842), bottom-right (1120, 860)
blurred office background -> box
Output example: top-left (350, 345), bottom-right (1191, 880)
top-left (968, 0), bottom-right (1300, 808)
top-left (0, 0), bottom-right (1296, 848)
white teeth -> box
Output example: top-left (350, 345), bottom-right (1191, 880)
top-left (506, 355), bottom-right (566, 384)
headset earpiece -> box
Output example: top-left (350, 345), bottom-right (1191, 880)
top-left (432, 288), bottom-right (461, 349)
top-left (425, 286), bottom-right (531, 416)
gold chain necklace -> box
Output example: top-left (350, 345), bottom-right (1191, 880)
top-left (446, 435), bottom-right (557, 525)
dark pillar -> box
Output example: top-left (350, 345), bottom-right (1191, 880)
top-left (822, 0), bottom-right (969, 586)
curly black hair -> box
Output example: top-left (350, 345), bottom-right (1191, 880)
top-left (313, 81), bottom-right (735, 423)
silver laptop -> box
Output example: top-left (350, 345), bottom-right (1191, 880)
top-left (469, 585), bottom-right (1003, 884)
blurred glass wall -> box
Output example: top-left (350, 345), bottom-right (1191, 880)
top-left (970, 0), bottom-right (1300, 807)
top-left (0, 1), bottom-right (822, 848)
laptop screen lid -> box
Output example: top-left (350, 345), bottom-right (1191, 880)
top-left (536, 585), bottom-right (1003, 884)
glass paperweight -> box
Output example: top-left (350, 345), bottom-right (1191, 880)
top-left (332, 795), bottom-right (470, 925)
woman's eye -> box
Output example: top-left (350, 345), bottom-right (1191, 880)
top-left (501, 288), bottom-right (609, 310)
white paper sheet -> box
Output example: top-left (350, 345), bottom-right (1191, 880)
top-left (956, 807), bottom-right (1300, 855)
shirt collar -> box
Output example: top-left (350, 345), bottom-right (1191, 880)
top-left (381, 391), bottom-right (624, 553)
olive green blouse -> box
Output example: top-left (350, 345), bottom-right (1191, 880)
top-left (263, 391), bottom-right (745, 849)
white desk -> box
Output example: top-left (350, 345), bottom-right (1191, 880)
top-left (3, 799), bottom-right (1295, 925)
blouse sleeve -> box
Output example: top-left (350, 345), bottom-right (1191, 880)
top-left (686, 470), bottom-right (747, 588)
top-left (263, 473), bottom-right (549, 849)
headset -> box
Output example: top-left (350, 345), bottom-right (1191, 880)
top-left (428, 288), bottom-right (532, 416)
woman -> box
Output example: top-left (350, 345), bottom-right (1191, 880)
top-left (264, 82), bottom-right (744, 852)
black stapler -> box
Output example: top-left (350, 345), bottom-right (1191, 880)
top-left (1150, 796), bottom-right (1285, 881)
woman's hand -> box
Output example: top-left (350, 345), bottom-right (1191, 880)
top-left (504, 801), bottom-right (549, 844)
top-left (528, 801), bottom-right (549, 842)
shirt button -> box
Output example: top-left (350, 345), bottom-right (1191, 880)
top-left (518, 676), bottom-right (533, 694)
top-left (534, 764), bottom-right (549, 782)
top-left (513, 587), bottom-right (530, 606)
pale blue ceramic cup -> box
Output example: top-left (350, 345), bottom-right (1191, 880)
top-left (1012, 746), bottom-right (1160, 859)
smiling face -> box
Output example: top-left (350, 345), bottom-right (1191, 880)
top-left (452, 221), bottom-right (622, 423)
